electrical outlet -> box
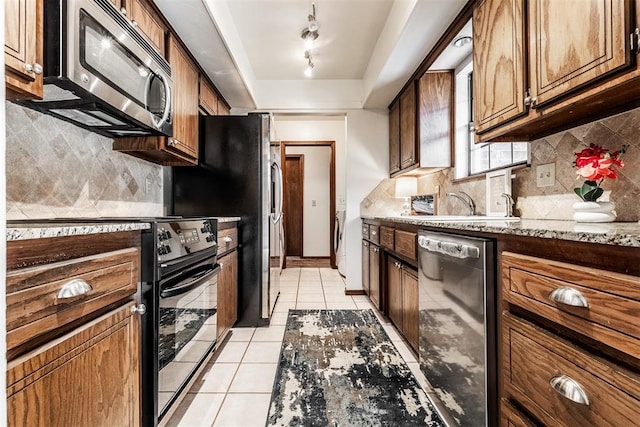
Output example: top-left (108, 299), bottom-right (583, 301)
top-left (145, 177), bottom-right (152, 194)
top-left (536, 163), bottom-right (555, 187)
top-left (311, 200), bottom-right (317, 207)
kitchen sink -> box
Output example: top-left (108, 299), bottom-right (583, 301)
top-left (388, 215), bottom-right (520, 222)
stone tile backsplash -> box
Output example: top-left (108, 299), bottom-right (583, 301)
top-left (5, 102), bottom-right (163, 219)
top-left (362, 107), bottom-right (640, 222)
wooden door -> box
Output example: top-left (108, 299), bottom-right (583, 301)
top-left (369, 245), bottom-right (381, 309)
top-left (4, 0), bottom-right (43, 99)
top-left (473, 0), bottom-right (526, 134)
top-left (387, 258), bottom-right (403, 329)
top-left (7, 303), bottom-right (140, 427)
top-left (362, 240), bottom-right (370, 295)
top-left (217, 250), bottom-right (237, 338)
top-left (529, 0), bottom-right (631, 108)
top-left (126, 0), bottom-right (165, 54)
top-left (284, 155), bottom-right (304, 257)
top-left (389, 101), bottom-right (400, 174)
top-left (166, 35), bottom-right (199, 161)
top-left (418, 71), bottom-right (454, 168)
top-left (399, 83), bottom-right (417, 169)
top-left (402, 267), bottom-right (419, 352)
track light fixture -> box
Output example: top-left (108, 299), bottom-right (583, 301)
top-left (301, 3), bottom-right (318, 76)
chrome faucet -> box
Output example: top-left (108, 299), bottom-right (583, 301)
top-left (501, 193), bottom-right (515, 217)
top-left (446, 191), bottom-right (476, 216)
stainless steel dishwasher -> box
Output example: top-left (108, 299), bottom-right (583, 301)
top-left (417, 230), bottom-right (497, 427)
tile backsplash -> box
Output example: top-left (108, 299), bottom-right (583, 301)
top-left (362, 107), bottom-right (640, 222)
top-left (5, 102), bottom-right (163, 219)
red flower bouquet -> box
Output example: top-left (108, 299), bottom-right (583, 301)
top-left (574, 143), bottom-right (626, 201)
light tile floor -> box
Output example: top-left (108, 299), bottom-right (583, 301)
top-left (166, 267), bottom-right (430, 427)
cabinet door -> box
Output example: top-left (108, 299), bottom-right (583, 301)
top-left (369, 245), bottom-right (381, 309)
top-left (387, 258), bottom-right (403, 329)
top-left (402, 267), bottom-right (419, 352)
top-left (362, 240), bottom-right (370, 296)
top-left (389, 101), bottom-right (400, 174)
top-left (167, 35), bottom-right (199, 161)
top-left (217, 100), bottom-right (230, 115)
top-left (399, 83), bottom-right (417, 169)
top-left (217, 251), bottom-right (238, 339)
top-left (126, 0), bottom-right (165, 55)
top-left (418, 71), bottom-right (454, 168)
top-left (109, 0), bottom-right (122, 8)
top-left (473, 0), bottom-right (526, 134)
top-left (200, 77), bottom-right (219, 116)
top-left (4, 0), bottom-right (43, 99)
top-left (7, 303), bottom-right (140, 427)
top-left (529, 0), bottom-right (631, 108)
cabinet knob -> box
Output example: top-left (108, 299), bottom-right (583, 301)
top-left (223, 236), bottom-right (233, 243)
top-left (131, 20), bottom-right (138, 28)
top-left (57, 279), bottom-right (93, 299)
top-left (120, 7), bottom-right (127, 16)
top-left (131, 304), bottom-right (147, 315)
top-left (550, 375), bottom-right (590, 405)
top-left (25, 63), bottom-right (43, 75)
top-left (524, 95), bottom-right (538, 108)
top-left (548, 286), bottom-right (589, 308)
top-left (371, 231), bottom-right (377, 236)
top-left (168, 138), bottom-right (176, 146)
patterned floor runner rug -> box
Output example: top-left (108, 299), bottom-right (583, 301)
top-left (267, 309), bottom-right (445, 426)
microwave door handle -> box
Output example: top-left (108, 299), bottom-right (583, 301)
top-left (148, 73), bottom-right (171, 129)
top-left (160, 263), bottom-right (220, 298)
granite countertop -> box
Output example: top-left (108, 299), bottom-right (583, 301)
top-left (365, 216), bottom-right (640, 248)
top-left (217, 217), bottom-right (241, 223)
top-left (7, 222), bottom-right (151, 241)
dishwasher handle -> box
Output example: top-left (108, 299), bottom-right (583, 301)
top-left (418, 235), bottom-right (480, 259)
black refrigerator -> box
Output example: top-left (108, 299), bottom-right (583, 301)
top-left (170, 113), bottom-right (283, 326)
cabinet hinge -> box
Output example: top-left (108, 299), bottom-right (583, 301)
top-left (632, 28), bottom-right (640, 55)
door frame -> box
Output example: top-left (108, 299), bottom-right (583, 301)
top-left (281, 140), bottom-right (337, 268)
top-left (284, 154), bottom-right (304, 258)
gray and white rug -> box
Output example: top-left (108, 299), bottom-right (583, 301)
top-left (267, 309), bottom-right (445, 427)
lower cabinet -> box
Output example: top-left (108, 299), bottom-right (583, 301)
top-left (387, 257), bottom-right (419, 351)
top-left (362, 240), bottom-right (370, 295)
top-left (217, 250), bottom-right (238, 339)
top-left (7, 303), bottom-right (140, 427)
top-left (500, 399), bottom-right (536, 427)
top-left (368, 243), bottom-right (381, 310)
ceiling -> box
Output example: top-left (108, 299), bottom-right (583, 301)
top-left (155, 0), bottom-right (468, 111)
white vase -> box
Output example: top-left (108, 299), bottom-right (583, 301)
top-left (572, 201), bottom-right (616, 223)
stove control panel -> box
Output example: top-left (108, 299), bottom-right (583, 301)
top-left (156, 219), bottom-right (217, 261)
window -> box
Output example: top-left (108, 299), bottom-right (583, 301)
top-left (454, 63), bottom-right (529, 179)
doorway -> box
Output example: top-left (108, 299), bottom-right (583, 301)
top-left (281, 141), bottom-right (336, 268)
top-left (284, 154), bottom-right (304, 257)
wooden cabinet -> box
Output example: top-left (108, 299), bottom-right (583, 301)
top-left (124, 0), bottom-right (165, 55)
top-left (200, 77), bottom-right (219, 116)
top-left (474, 0), bottom-right (639, 141)
top-left (217, 100), bottom-right (231, 116)
top-left (362, 240), bottom-right (370, 295)
top-left (369, 244), bottom-right (381, 310)
top-left (418, 71), bottom-right (454, 168)
top-left (399, 83), bottom-right (417, 170)
top-left (387, 258), bottom-right (403, 328)
top-left (394, 229), bottom-right (417, 261)
top-left (387, 257), bottom-right (419, 352)
top-left (7, 303), bottom-right (141, 427)
top-left (389, 102), bottom-right (400, 174)
top-left (500, 399), bottom-right (538, 427)
top-left (4, 0), bottom-right (44, 99)
top-left (217, 250), bottom-right (238, 339)
top-left (109, 0), bottom-right (122, 8)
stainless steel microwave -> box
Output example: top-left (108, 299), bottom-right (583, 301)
top-left (18, 0), bottom-right (172, 138)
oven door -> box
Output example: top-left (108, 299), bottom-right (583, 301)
top-left (157, 259), bottom-right (219, 419)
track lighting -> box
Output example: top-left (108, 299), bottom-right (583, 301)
top-left (300, 3), bottom-right (318, 76)
top-left (304, 52), bottom-right (314, 77)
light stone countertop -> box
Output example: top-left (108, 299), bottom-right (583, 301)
top-left (364, 216), bottom-right (640, 248)
top-left (217, 217), bottom-right (241, 223)
top-left (7, 222), bottom-right (151, 241)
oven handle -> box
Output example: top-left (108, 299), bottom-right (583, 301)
top-left (160, 263), bottom-right (220, 299)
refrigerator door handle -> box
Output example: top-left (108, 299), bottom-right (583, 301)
top-left (272, 160), bottom-right (284, 223)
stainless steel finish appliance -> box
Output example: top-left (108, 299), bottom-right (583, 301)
top-left (171, 113), bottom-right (282, 326)
top-left (417, 230), bottom-right (496, 427)
top-left (18, 0), bottom-right (172, 137)
top-left (138, 217), bottom-right (219, 426)
top-left (334, 210), bottom-right (346, 277)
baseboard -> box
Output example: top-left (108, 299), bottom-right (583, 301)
top-left (345, 289), bottom-right (366, 296)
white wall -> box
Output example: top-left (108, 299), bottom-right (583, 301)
top-left (285, 146), bottom-right (331, 257)
top-left (344, 109), bottom-right (389, 290)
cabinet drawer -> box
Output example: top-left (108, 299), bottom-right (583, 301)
top-left (380, 226), bottom-right (394, 250)
top-left (6, 248), bottom-right (139, 358)
top-left (362, 224), bottom-right (370, 239)
top-left (500, 399), bottom-right (536, 427)
top-left (504, 313), bottom-right (640, 426)
top-left (217, 226), bottom-right (238, 255)
top-left (394, 230), bottom-right (416, 260)
top-left (369, 225), bottom-right (380, 244)
top-left (502, 252), bottom-right (640, 358)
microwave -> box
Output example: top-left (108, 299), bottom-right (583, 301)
top-left (18, 0), bottom-right (172, 138)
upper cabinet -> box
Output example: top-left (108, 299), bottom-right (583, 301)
top-left (389, 82), bottom-right (418, 177)
top-left (418, 70), bottom-right (454, 168)
top-left (389, 102), bottom-right (400, 174)
top-left (200, 77), bottom-right (219, 115)
top-left (4, 0), bottom-right (43, 99)
top-left (217, 100), bottom-right (231, 116)
top-left (124, 0), bottom-right (165, 55)
top-left (474, 0), bottom-right (640, 141)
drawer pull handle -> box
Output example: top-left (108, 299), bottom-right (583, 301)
top-left (549, 286), bottom-right (589, 308)
top-left (550, 375), bottom-right (590, 405)
top-left (57, 279), bottom-right (93, 299)
top-left (223, 236), bottom-right (233, 243)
